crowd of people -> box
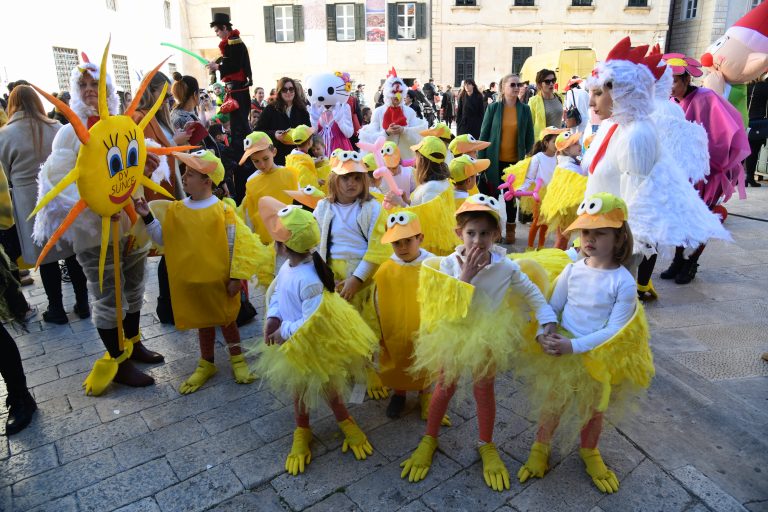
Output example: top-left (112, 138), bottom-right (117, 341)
top-left (0, 8), bottom-right (767, 498)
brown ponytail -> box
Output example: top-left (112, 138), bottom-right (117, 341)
top-left (311, 251), bottom-right (336, 292)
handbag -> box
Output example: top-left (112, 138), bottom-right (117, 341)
top-left (747, 84), bottom-right (768, 141)
top-left (220, 92), bottom-right (240, 114)
top-left (565, 90), bottom-right (582, 126)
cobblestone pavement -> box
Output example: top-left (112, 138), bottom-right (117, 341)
top-left (1, 190), bottom-right (767, 512)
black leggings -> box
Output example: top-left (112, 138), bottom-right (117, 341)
top-left (39, 255), bottom-right (88, 310)
top-left (0, 323), bottom-right (27, 399)
top-left (637, 254), bottom-right (657, 287)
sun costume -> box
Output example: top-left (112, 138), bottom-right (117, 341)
top-left (143, 150), bottom-right (267, 393)
top-left (400, 194), bottom-right (556, 492)
top-left (254, 197), bottom-right (377, 475)
top-left (30, 40), bottom-right (195, 396)
top-left (516, 193), bottom-right (654, 495)
top-left (239, 131), bottom-right (300, 244)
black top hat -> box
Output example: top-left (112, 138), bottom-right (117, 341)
top-left (210, 12), bottom-right (231, 27)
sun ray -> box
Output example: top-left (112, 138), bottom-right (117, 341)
top-left (123, 201), bottom-right (138, 225)
top-left (30, 85), bottom-right (90, 145)
top-left (28, 169), bottom-right (79, 219)
top-left (140, 176), bottom-right (175, 199)
top-left (138, 82), bottom-right (169, 132)
top-left (98, 217), bottom-right (110, 291)
top-left (98, 36), bottom-right (111, 121)
top-left (146, 145), bottom-right (199, 155)
top-left (124, 56), bottom-right (170, 117)
top-left (35, 199), bottom-right (87, 268)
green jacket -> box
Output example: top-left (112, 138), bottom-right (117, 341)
top-left (478, 100), bottom-right (534, 187)
top-left (528, 92), bottom-right (564, 141)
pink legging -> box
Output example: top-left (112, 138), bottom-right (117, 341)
top-left (426, 376), bottom-right (496, 443)
top-left (294, 393), bottom-right (350, 428)
top-left (535, 411), bottom-right (604, 449)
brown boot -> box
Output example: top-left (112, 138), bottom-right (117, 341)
top-left (505, 222), bottom-right (516, 245)
top-left (114, 360), bottom-right (155, 387)
top-left (130, 342), bottom-right (165, 364)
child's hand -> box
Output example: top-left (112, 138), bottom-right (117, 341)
top-left (542, 322), bottom-right (558, 335)
top-left (264, 317), bottom-right (282, 344)
top-left (542, 334), bottom-right (573, 356)
top-left (268, 329), bottom-right (286, 345)
top-left (143, 153), bottom-right (160, 178)
top-left (226, 279), bottom-right (241, 297)
top-left (336, 276), bottom-right (363, 301)
top-left (457, 246), bottom-right (490, 283)
top-left (133, 197), bottom-right (150, 217)
top-left (384, 191), bottom-right (406, 207)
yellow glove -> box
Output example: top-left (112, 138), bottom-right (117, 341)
top-left (400, 435), bottom-right (438, 483)
top-left (366, 368), bottom-right (389, 400)
top-left (338, 417), bottom-right (373, 460)
top-left (285, 427), bottom-right (312, 475)
top-left (479, 442), bottom-right (510, 491)
top-left (179, 359), bottom-right (217, 394)
top-left (419, 392), bottom-right (451, 426)
top-left (82, 341), bottom-right (134, 396)
top-left (580, 448), bottom-right (619, 493)
top-left (517, 441), bottom-right (551, 483)
top-left (230, 354), bottom-right (256, 384)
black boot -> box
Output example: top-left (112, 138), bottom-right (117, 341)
top-left (97, 327), bottom-right (155, 387)
top-left (42, 306), bottom-right (69, 324)
top-left (660, 247), bottom-right (685, 280)
top-left (155, 297), bottom-right (174, 325)
top-left (5, 391), bottom-right (37, 436)
top-left (675, 258), bottom-right (699, 284)
top-left (386, 394), bottom-right (406, 418)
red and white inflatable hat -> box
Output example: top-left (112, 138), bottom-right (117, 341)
top-left (727, 2), bottom-right (768, 53)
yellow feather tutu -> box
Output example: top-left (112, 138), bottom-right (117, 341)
top-left (395, 187), bottom-right (460, 256)
top-left (501, 159), bottom-right (538, 215)
top-left (253, 291), bottom-right (377, 410)
top-left (539, 168), bottom-right (587, 232)
top-left (330, 259), bottom-right (380, 338)
top-left (412, 257), bottom-right (538, 384)
top-left (508, 248), bottom-right (572, 286)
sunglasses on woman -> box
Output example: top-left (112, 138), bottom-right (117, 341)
top-left (281, 86), bottom-right (295, 93)
top-left (542, 79), bottom-right (556, 85)
top-left (508, 83), bottom-right (521, 88)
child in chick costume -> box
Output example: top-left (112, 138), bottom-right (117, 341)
top-left (135, 150), bottom-right (265, 393)
top-left (516, 193), bottom-right (654, 494)
top-left (256, 197), bottom-right (377, 475)
top-left (539, 129), bottom-right (587, 250)
top-left (373, 211), bottom-right (450, 425)
top-left (239, 132), bottom-right (299, 244)
top-left (284, 125), bottom-right (324, 190)
top-left (449, 154), bottom-right (490, 209)
top-left (449, 133), bottom-right (490, 197)
top-left (400, 194), bottom-right (557, 492)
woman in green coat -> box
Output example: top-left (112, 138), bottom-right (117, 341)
top-left (478, 73), bottom-right (534, 243)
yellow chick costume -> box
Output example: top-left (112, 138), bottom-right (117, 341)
top-left (239, 132), bottom-right (300, 243)
top-left (449, 155), bottom-right (490, 209)
top-left (539, 130), bottom-right (588, 233)
top-left (373, 212), bottom-right (432, 391)
top-left (147, 150), bottom-right (269, 330)
top-left (284, 125), bottom-right (322, 190)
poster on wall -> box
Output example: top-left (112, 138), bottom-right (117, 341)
top-left (365, 0), bottom-right (386, 64)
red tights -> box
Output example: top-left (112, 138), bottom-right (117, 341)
top-left (294, 394), bottom-right (350, 428)
top-left (535, 411), bottom-right (604, 449)
top-left (527, 205), bottom-right (548, 250)
top-left (426, 377), bottom-right (496, 443)
top-left (198, 322), bottom-right (241, 362)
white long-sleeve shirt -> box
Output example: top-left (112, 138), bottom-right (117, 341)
top-left (324, 201), bottom-right (378, 281)
top-left (545, 258), bottom-right (636, 353)
top-left (379, 166), bottom-right (417, 203)
top-left (440, 245), bottom-right (557, 325)
top-left (524, 152), bottom-right (558, 189)
top-left (267, 258), bottom-right (324, 340)
top-left (557, 155), bottom-right (586, 176)
top-left (410, 179), bottom-right (450, 206)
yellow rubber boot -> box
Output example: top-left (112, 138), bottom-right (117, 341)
top-left (230, 354), bottom-right (256, 384)
top-left (82, 341), bottom-right (134, 396)
top-left (517, 441), bottom-right (551, 483)
top-left (338, 417), bottom-right (373, 460)
top-left (179, 359), bottom-right (217, 394)
top-left (285, 427), bottom-right (312, 475)
top-left (419, 392), bottom-right (451, 426)
top-left (580, 447), bottom-right (620, 493)
top-left (400, 435), bottom-right (438, 483)
top-left (637, 279), bottom-right (658, 301)
top-left (479, 442), bottom-right (510, 491)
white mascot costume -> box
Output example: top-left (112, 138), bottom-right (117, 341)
top-left (305, 72), bottom-right (354, 155)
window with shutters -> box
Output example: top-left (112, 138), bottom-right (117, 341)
top-left (455, 0), bottom-right (476, 5)
top-left (454, 47), bottom-right (475, 87)
top-left (397, 3), bottom-right (417, 40)
top-left (112, 55), bottom-right (131, 93)
top-left (514, 0), bottom-right (535, 5)
top-left (627, 0), bottom-right (647, 5)
top-left (336, 4), bottom-right (356, 41)
top-left (52, 47), bottom-right (79, 92)
top-left (274, 5), bottom-right (295, 42)
top-left (572, 0), bottom-right (592, 5)
top-left (511, 47), bottom-right (532, 74)
top-left (682, 0), bottom-right (697, 18)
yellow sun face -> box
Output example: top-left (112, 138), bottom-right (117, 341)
top-left (76, 116), bottom-right (147, 217)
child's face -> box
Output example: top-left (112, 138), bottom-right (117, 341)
top-left (391, 234), bottom-right (423, 262)
top-left (545, 136), bottom-right (557, 155)
top-left (182, 168), bottom-right (211, 197)
top-left (580, 228), bottom-right (618, 262)
top-left (250, 147), bottom-right (277, 172)
top-left (564, 143), bottom-right (581, 157)
top-left (363, 111), bottom-right (372, 123)
top-left (311, 142), bottom-right (325, 157)
top-left (455, 175), bottom-right (476, 191)
top-left (337, 173), bottom-right (365, 204)
top-left (456, 216), bottom-right (499, 253)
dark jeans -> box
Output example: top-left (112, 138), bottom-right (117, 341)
top-left (0, 323), bottom-right (27, 399)
top-left (39, 255), bottom-right (88, 311)
top-left (0, 227), bottom-right (22, 281)
top-left (226, 82), bottom-right (251, 150)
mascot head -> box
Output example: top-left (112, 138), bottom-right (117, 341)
top-left (305, 72), bottom-right (352, 109)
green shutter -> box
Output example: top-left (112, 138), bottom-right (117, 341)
top-left (388, 3), bottom-right (398, 40)
top-left (293, 5), bottom-right (304, 42)
top-left (416, 3), bottom-right (427, 39)
top-left (327, 4), bottom-right (337, 41)
top-left (355, 3), bottom-right (366, 40)
top-left (263, 5), bottom-right (275, 43)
